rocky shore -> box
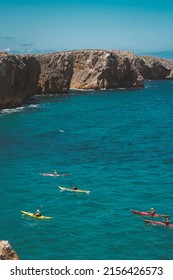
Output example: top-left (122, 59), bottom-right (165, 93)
top-left (0, 49), bottom-right (173, 109)
top-left (0, 240), bottom-right (19, 260)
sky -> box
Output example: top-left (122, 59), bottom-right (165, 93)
top-left (0, 0), bottom-right (173, 54)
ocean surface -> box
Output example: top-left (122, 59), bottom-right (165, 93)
top-left (1, 80), bottom-right (173, 260)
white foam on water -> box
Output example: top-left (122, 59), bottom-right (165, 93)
top-left (28, 104), bottom-right (39, 108)
top-left (0, 104), bottom-right (40, 115)
top-left (1, 106), bottom-right (25, 114)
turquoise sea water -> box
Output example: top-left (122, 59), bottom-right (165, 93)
top-left (1, 80), bottom-right (173, 260)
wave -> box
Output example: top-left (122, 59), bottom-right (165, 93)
top-left (0, 106), bottom-right (25, 115)
top-left (28, 104), bottom-right (39, 108)
top-left (0, 104), bottom-right (39, 115)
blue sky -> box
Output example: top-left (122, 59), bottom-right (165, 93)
top-left (1, 0), bottom-right (173, 54)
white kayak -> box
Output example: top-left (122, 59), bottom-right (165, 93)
top-left (40, 173), bottom-right (69, 177)
top-left (58, 186), bottom-right (90, 194)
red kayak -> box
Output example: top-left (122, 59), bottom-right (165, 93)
top-left (144, 219), bottom-right (173, 227)
top-left (130, 209), bottom-right (170, 218)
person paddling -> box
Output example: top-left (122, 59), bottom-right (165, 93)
top-left (149, 208), bottom-right (155, 216)
top-left (72, 185), bottom-right (78, 190)
top-left (164, 217), bottom-right (171, 225)
top-left (53, 170), bottom-right (58, 175)
top-left (35, 209), bottom-right (41, 217)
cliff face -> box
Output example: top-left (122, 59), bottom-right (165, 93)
top-left (0, 240), bottom-right (19, 260)
top-left (0, 50), bottom-right (173, 109)
top-left (36, 53), bottom-right (73, 94)
top-left (69, 50), bottom-right (144, 89)
top-left (34, 50), bottom-right (173, 93)
top-left (0, 53), bottom-right (40, 109)
top-left (24, 50), bottom-right (144, 95)
top-left (132, 56), bottom-right (173, 80)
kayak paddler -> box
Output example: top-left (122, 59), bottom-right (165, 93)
top-left (163, 217), bottom-right (171, 225)
top-left (72, 185), bottom-right (78, 190)
top-left (35, 209), bottom-right (41, 217)
top-left (149, 208), bottom-right (155, 216)
top-left (53, 170), bottom-right (58, 175)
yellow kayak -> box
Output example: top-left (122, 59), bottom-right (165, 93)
top-left (58, 186), bottom-right (90, 194)
top-left (21, 210), bottom-right (53, 220)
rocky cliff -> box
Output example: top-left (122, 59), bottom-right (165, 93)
top-left (0, 53), bottom-right (40, 109)
top-left (0, 240), bottom-right (19, 260)
top-left (68, 50), bottom-right (144, 89)
top-left (132, 55), bottom-right (173, 80)
top-left (0, 50), bottom-right (173, 109)
top-left (36, 53), bottom-right (73, 94)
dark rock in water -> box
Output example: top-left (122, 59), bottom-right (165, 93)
top-left (0, 240), bottom-right (19, 260)
top-left (0, 53), bottom-right (40, 109)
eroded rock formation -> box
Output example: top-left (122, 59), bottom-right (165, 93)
top-left (0, 240), bottom-right (19, 260)
top-left (36, 53), bottom-right (73, 94)
top-left (132, 55), bottom-right (173, 80)
top-left (0, 50), bottom-right (173, 109)
top-left (0, 53), bottom-right (40, 109)
top-left (69, 50), bottom-right (144, 89)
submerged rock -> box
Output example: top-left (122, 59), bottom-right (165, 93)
top-left (0, 240), bottom-right (19, 260)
